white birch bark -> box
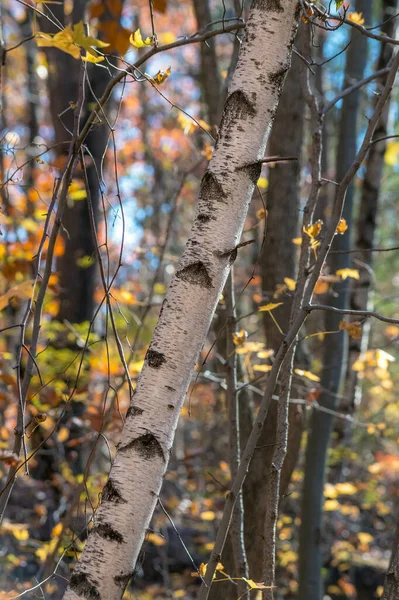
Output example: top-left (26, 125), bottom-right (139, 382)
top-left (63, 2), bottom-right (299, 598)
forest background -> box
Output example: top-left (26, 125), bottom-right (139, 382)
top-left (1, 0), bottom-right (399, 599)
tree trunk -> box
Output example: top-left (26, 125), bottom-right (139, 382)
top-left (42, 1), bottom-right (117, 324)
top-left (383, 524), bottom-right (399, 600)
top-left (346, 0), bottom-right (397, 409)
top-left (63, 2), bottom-right (300, 598)
top-left (244, 30), bottom-right (305, 580)
top-left (298, 1), bottom-right (372, 598)
top-left (192, 0), bottom-right (223, 126)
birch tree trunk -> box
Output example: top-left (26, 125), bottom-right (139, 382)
top-left (63, 2), bottom-right (299, 598)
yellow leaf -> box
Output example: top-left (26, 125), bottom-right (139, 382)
top-left (158, 31), bottom-right (176, 45)
top-left (385, 141), bottom-right (399, 166)
top-left (36, 27), bottom-right (80, 59)
top-left (57, 427), bottom-right (69, 443)
top-left (232, 329), bottom-right (248, 347)
top-left (253, 364), bottom-right (273, 373)
top-left (258, 177), bottom-right (268, 189)
top-left (324, 499), bottom-right (339, 511)
top-left (339, 320), bottom-right (362, 339)
top-left (335, 482), bottom-right (357, 495)
top-left (69, 189), bottom-right (87, 201)
top-left (256, 349), bottom-right (274, 359)
top-left (12, 528), bottom-right (29, 541)
top-left (130, 29), bottom-right (153, 48)
top-left (256, 208), bottom-right (266, 220)
top-left (258, 302), bottom-right (283, 312)
top-left (284, 277), bottom-right (296, 291)
top-left (147, 532), bottom-right (166, 546)
top-left (0, 280), bottom-right (34, 311)
top-left (303, 220), bottom-right (323, 239)
top-left (348, 11), bottom-right (365, 25)
top-left (151, 66), bottom-right (171, 85)
top-left (294, 369), bottom-right (320, 382)
top-left (200, 510), bottom-right (216, 521)
top-left (336, 268), bottom-right (359, 280)
top-left (358, 532), bottom-right (373, 545)
top-left (52, 523), bottom-right (63, 537)
top-left (336, 218), bottom-right (348, 234)
top-left (82, 52), bottom-right (105, 63)
top-left (292, 237), bottom-right (302, 245)
top-left (243, 578), bottom-right (270, 590)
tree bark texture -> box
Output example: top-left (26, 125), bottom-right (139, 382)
top-left (298, 1), bottom-right (373, 598)
top-left (244, 35), bottom-right (305, 581)
top-left (63, 2), bottom-right (300, 598)
top-left (383, 524), bottom-right (399, 600)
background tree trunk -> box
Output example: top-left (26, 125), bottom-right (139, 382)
top-left (243, 31), bottom-right (305, 580)
top-left (298, 1), bottom-right (373, 598)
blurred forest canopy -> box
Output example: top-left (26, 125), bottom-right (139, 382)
top-left (1, 0), bottom-right (399, 598)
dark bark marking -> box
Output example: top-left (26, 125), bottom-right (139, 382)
top-left (70, 571), bottom-right (101, 599)
top-left (199, 171), bottom-right (227, 206)
top-left (197, 213), bottom-right (211, 223)
top-left (167, 404), bottom-right (175, 410)
top-left (165, 385), bottom-right (176, 392)
top-left (236, 161), bottom-right (262, 185)
top-left (254, 0), bottom-right (284, 11)
top-left (218, 90), bottom-right (256, 143)
top-left (146, 349), bottom-right (166, 368)
top-left (114, 571), bottom-right (135, 588)
top-left (119, 433), bottom-right (165, 461)
top-left (93, 523), bottom-right (124, 544)
top-left (126, 405), bottom-right (144, 419)
top-left (176, 262), bottom-right (213, 289)
top-left (268, 66), bottom-right (289, 94)
top-left (102, 479), bottom-right (127, 505)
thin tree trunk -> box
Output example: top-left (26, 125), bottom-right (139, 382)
top-left (382, 524), bottom-right (399, 600)
top-left (192, 0), bottom-right (223, 127)
top-left (63, 2), bottom-right (300, 597)
top-left (346, 0), bottom-right (397, 409)
top-left (298, 1), bottom-right (372, 598)
top-left (243, 29), bottom-right (305, 581)
top-left (42, 1), bottom-right (119, 324)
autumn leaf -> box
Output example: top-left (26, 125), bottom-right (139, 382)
top-left (232, 329), bottom-right (248, 346)
top-left (335, 0), bottom-right (344, 8)
top-left (36, 22), bottom-right (109, 60)
top-left (336, 218), bottom-right (348, 234)
top-left (303, 220), bottom-right (323, 240)
top-left (339, 320), bottom-right (362, 339)
top-left (258, 302), bottom-right (283, 312)
top-left (150, 67), bottom-right (172, 85)
top-left (336, 268), bottom-right (360, 280)
top-left (253, 365), bottom-right (273, 373)
top-left (284, 277), bottom-right (296, 291)
top-left (294, 368), bottom-right (320, 382)
top-left (130, 29), bottom-right (153, 48)
top-left (200, 510), bottom-right (216, 521)
top-left (0, 279), bottom-right (34, 311)
top-left (153, 0), bottom-right (167, 11)
top-left (147, 532), bottom-right (166, 546)
top-left (243, 578), bottom-right (271, 590)
top-left (348, 11), bottom-right (365, 25)
top-left (385, 141), bottom-right (399, 166)
top-left (82, 52), bottom-right (105, 63)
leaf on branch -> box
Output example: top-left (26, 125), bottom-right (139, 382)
top-left (284, 277), bottom-right (296, 291)
top-left (294, 368), bottom-right (320, 382)
top-left (130, 29), bottom-right (153, 48)
top-left (242, 578), bottom-right (271, 590)
top-left (150, 66), bottom-right (172, 85)
top-left (336, 218), bottom-right (348, 234)
top-left (36, 21), bottom-right (109, 60)
top-left (335, 0), bottom-right (344, 9)
top-left (339, 320), bottom-right (362, 339)
top-left (232, 329), bottom-right (248, 346)
top-left (303, 220), bottom-right (323, 240)
top-left (82, 52), bottom-right (105, 63)
top-left (336, 268), bottom-right (360, 280)
top-left (253, 365), bottom-right (273, 372)
top-left (348, 11), bottom-right (365, 25)
top-left (258, 302), bottom-right (283, 312)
